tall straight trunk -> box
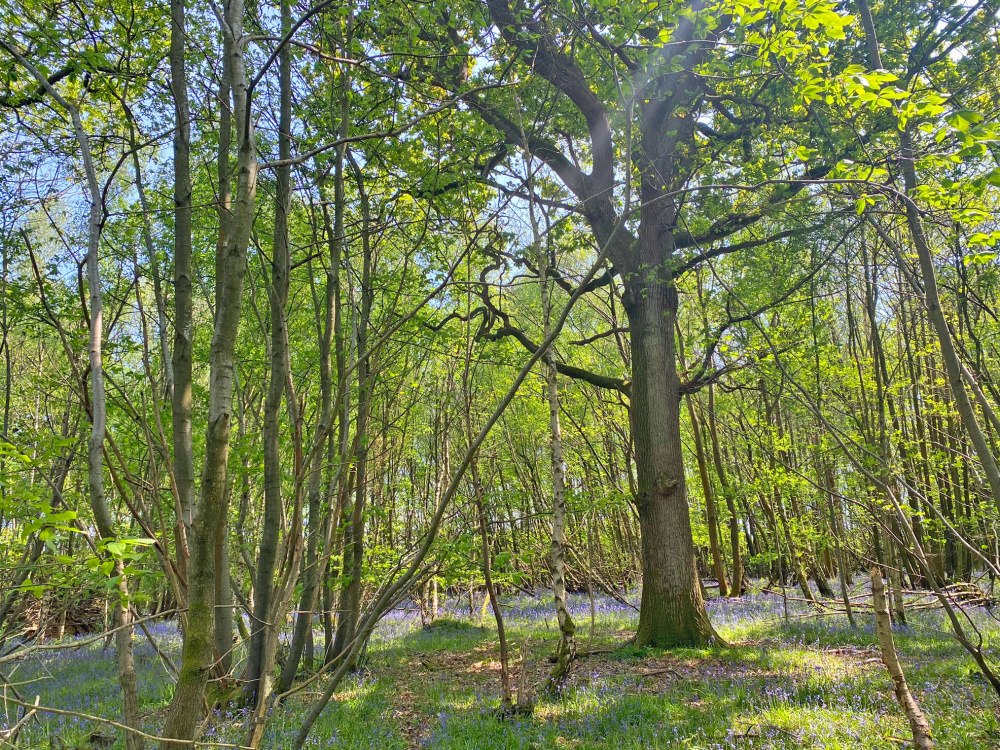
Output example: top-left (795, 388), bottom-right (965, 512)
top-left (825, 463), bottom-right (856, 627)
top-left (521, 163), bottom-right (576, 689)
top-left (245, 0), bottom-right (292, 703)
top-left (275, 4), bottom-right (355, 692)
top-left (170, 0), bottom-right (194, 583)
top-left (708, 384), bottom-right (743, 596)
top-left (87, 102), bottom-right (143, 750)
top-left (542, 291), bottom-right (575, 692)
top-left (763, 389), bottom-right (815, 601)
top-left (625, 269), bottom-right (717, 647)
top-left (862, 239), bottom-right (918, 597)
top-left (686, 395), bottom-right (728, 596)
top-left (331, 155), bottom-right (372, 665)
top-left (123, 114), bottom-right (172, 399)
top-left (161, 0), bottom-right (257, 738)
top-left (897, 139), bottom-right (1000, 510)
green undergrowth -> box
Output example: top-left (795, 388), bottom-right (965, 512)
top-left (7, 590), bottom-right (1000, 749)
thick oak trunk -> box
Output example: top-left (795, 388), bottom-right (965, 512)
top-left (625, 277), bottom-right (718, 648)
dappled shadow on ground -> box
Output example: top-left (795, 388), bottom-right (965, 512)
top-left (400, 639), bottom-right (999, 749)
top-left (7, 587), bottom-right (1000, 749)
top-left (366, 588), bottom-right (1000, 750)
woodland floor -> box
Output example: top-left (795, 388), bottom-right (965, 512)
top-left (5, 583), bottom-right (1000, 749)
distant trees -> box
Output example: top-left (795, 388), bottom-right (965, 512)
top-left (1, 0), bottom-right (1000, 745)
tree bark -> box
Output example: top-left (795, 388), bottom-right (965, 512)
top-left (161, 0), bottom-right (257, 738)
top-left (170, 0), bottom-right (195, 583)
top-left (871, 569), bottom-right (933, 750)
top-left (626, 274), bottom-right (718, 647)
top-left (708, 384), bottom-right (743, 596)
top-left (244, 0), bottom-right (292, 703)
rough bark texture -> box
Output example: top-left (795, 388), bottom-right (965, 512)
top-left (626, 276), bottom-right (718, 648)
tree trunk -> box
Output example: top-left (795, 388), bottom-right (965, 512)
top-left (214, 503), bottom-right (233, 674)
top-left (871, 569), bottom-right (933, 749)
top-left (170, 0), bottom-right (194, 582)
top-left (824, 462), bottom-right (855, 627)
top-left (244, 0), bottom-right (292, 702)
top-left (161, 0), bottom-right (257, 738)
top-left (625, 275), bottom-right (718, 648)
top-left (686, 395), bottom-right (728, 597)
top-left (522, 168), bottom-right (576, 690)
top-left (0, 43), bottom-right (152, 750)
top-left (856, 0), bottom-right (1000, 514)
top-left (708, 384), bottom-right (743, 596)
top-left (331, 153), bottom-right (372, 668)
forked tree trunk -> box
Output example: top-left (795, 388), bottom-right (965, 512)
top-left (161, 0), bottom-right (257, 738)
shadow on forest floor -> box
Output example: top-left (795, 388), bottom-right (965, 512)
top-left (8, 585), bottom-right (1000, 749)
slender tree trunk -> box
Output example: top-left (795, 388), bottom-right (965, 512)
top-left (0, 44), bottom-right (149, 750)
top-left (686, 395), bottom-right (728, 597)
top-left (857, 0), bottom-right (1000, 514)
top-left (170, 0), bottom-right (194, 583)
top-left (161, 0), bottom-right (257, 738)
top-left (331, 153), bottom-right (372, 667)
top-left (871, 569), bottom-right (933, 749)
top-left (763, 388), bottom-right (815, 601)
top-left (826, 473), bottom-right (856, 627)
top-left (470, 447), bottom-right (512, 708)
top-left (708, 384), bottom-right (743, 596)
top-left (244, 0), bottom-right (292, 703)
top-left (89, 114), bottom-right (144, 750)
top-left (520, 165), bottom-right (577, 690)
